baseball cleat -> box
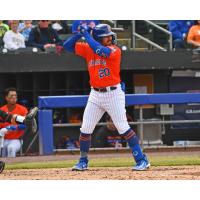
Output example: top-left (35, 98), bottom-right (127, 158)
top-left (132, 154), bottom-right (150, 171)
top-left (0, 161), bottom-right (5, 174)
top-left (72, 157), bottom-right (88, 171)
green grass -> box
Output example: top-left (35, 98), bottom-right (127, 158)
top-left (5, 155), bottom-right (200, 170)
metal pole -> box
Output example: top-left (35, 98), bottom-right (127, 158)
top-left (0, 136), bottom-right (4, 157)
top-left (161, 115), bottom-right (166, 135)
top-left (169, 34), bottom-right (173, 51)
top-left (144, 20), bottom-right (171, 35)
top-left (53, 119), bottom-right (200, 127)
top-left (25, 131), bottom-right (39, 155)
top-left (144, 20), bottom-right (173, 51)
top-left (113, 20), bottom-right (117, 28)
top-left (139, 106), bottom-right (144, 149)
top-left (132, 20), bottom-right (136, 49)
top-left (133, 32), bottom-right (167, 51)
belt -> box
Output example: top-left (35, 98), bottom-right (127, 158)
top-left (93, 86), bottom-right (117, 92)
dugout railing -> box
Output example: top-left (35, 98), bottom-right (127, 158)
top-left (131, 20), bottom-right (173, 51)
top-left (38, 93), bottom-right (200, 155)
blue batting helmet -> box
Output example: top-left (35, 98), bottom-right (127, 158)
top-left (92, 24), bottom-right (116, 44)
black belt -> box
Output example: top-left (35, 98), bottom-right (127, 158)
top-left (93, 86), bottom-right (117, 92)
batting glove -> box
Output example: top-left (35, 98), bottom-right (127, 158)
top-left (79, 25), bottom-right (89, 34)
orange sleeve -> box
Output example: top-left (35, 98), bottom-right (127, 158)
top-left (75, 42), bottom-right (89, 58)
top-left (20, 106), bottom-right (28, 116)
top-left (0, 105), bottom-right (6, 112)
top-left (187, 26), bottom-right (195, 42)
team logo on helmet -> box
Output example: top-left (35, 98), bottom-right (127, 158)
top-left (107, 25), bottom-right (111, 32)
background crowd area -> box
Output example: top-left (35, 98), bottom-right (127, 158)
top-left (1, 20), bottom-right (200, 154)
top-left (0, 20), bottom-right (200, 53)
top-left (0, 20), bottom-right (100, 53)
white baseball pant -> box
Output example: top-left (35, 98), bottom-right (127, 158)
top-left (2, 139), bottom-right (22, 158)
top-left (80, 83), bottom-right (130, 135)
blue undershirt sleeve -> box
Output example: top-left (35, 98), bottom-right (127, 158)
top-left (83, 31), bottom-right (111, 58)
top-left (63, 33), bottom-right (82, 52)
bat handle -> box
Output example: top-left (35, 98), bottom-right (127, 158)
top-left (0, 137), bottom-right (4, 157)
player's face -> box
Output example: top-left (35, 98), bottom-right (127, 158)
top-left (102, 36), bottom-right (112, 46)
top-left (6, 91), bottom-right (17, 105)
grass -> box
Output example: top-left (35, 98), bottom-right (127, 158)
top-left (4, 155), bottom-right (200, 170)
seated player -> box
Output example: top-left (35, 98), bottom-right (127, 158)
top-left (0, 88), bottom-right (28, 157)
top-left (0, 102), bottom-right (38, 173)
top-left (92, 114), bottom-right (132, 148)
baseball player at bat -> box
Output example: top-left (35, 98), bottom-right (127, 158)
top-left (64, 23), bottom-right (150, 171)
top-left (0, 106), bottom-right (38, 174)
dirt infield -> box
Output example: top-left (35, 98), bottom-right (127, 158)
top-left (1, 166), bottom-right (200, 180)
top-left (1, 151), bottom-right (200, 180)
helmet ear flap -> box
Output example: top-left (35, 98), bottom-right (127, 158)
top-left (112, 35), bottom-right (117, 45)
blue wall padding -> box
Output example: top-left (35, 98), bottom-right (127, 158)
top-left (38, 93), bottom-right (200, 155)
top-left (38, 110), bottom-right (54, 155)
top-left (39, 93), bottom-right (200, 109)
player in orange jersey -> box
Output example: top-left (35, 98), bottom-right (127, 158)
top-left (0, 88), bottom-right (38, 173)
top-left (64, 24), bottom-right (150, 171)
top-left (0, 88), bottom-right (28, 157)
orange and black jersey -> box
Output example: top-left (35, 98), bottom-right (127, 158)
top-left (75, 42), bottom-right (121, 88)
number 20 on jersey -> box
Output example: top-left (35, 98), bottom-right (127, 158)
top-left (98, 68), bottom-right (110, 78)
